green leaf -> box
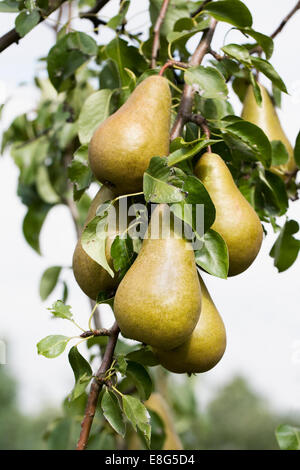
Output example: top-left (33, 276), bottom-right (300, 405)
top-left (168, 139), bottom-right (221, 166)
top-left (126, 361), bottom-right (153, 401)
top-left (0, 0), bottom-right (19, 12)
top-left (270, 220), bottom-right (300, 272)
top-left (68, 346), bottom-right (92, 400)
top-left (185, 66), bottom-right (228, 100)
top-left (68, 145), bottom-right (92, 200)
top-left (36, 165), bottom-right (61, 205)
top-left (294, 130), bottom-right (300, 168)
top-left (271, 140), bottom-right (289, 166)
top-left (204, 0), bottom-right (253, 28)
top-left (107, 0), bottom-right (130, 30)
top-left (78, 90), bottom-right (114, 145)
top-left (143, 157), bottom-right (185, 204)
top-left (105, 38), bottom-right (147, 86)
top-left (47, 32), bottom-right (98, 91)
top-left (39, 266), bottom-right (62, 301)
top-left (243, 28), bottom-right (274, 60)
top-left (111, 235), bottom-right (135, 276)
top-left (148, 410), bottom-right (166, 450)
top-left (195, 229), bottom-right (229, 278)
top-left (251, 57), bottom-right (287, 93)
top-left (47, 417), bottom-right (72, 450)
top-left (15, 9), bottom-right (40, 37)
top-left (249, 72), bottom-right (262, 106)
top-left (222, 44), bottom-right (251, 65)
top-left (23, 203), bottom-right (51, 254)
top-left (48, 300), bottom-right (73, 321)
top-left (167, 17), bottom-right (210, 47)
top-left (224, 120), bottom-right (272, 167)
top-left (81, 207), bottom-right (114, 277)
top-left (122, 395), bottom-right (151, 446)
top-left (37, 335), bottom-right (70, 358)
top-left (276, 425), bottom-right (300, 450)
top-left (149, 0), bottom-right (190, 37)
top-left (171, 175), bottom-right (216, 234)
top-left (101, 389), bottom-right (125, 437)
top-left (258, 170), bottom-right (288, 215)
top-left (126, 346), bottom-right (159, 367)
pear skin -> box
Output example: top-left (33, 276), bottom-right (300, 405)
top-left (114, 204), bottom-right (201, 350)
top-left (72, 185), bottom-right (119, 300)
top-left (89, 76), bottom-right (171, 195)
top-left (154, 276), bottom-right (226, 374)
top-left (194, 153), bottom-right (263, 276)
top-left (242, 84), bottom-right (296, 176)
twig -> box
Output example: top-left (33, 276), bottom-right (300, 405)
top-left (79, 0), bottom-right (111, 30)
top-left (170, 19), bottom-right (218, 140)
top-left (159, 59), bottom-right (189, 76)
top-left (191, 0), bottom-right (211, 18)
top-left (251, 0), bottom-right (300, 54)
top-left (80, 328), bottom-right (112, 338)
top-left (190, 114), bottom-right (212, 151)
top-left (151, 0), bottom-right (170, 68)
top-left (76, 322), bottom-right (120, 450)
top-left (0, 0), bottom-right (66, 53)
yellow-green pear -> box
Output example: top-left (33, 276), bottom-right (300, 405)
top-left (89, 76), bottom-right (171, 195)
top-left (242, 84), bottom-right (296, 176)
top-left (154, 276), bottom-right (226, 374)
top-left (72, 185), bottom-right (119, 300)
top-left (114, 204), bottom-right (201, 350)
top-left (194, 153), bottom-right (263, 276)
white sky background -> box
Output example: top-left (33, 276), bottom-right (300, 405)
top-left (0, 0), bottom-right (300, 416)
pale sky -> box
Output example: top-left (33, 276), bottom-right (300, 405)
top-left (0, 0), bottom-right (300, 415)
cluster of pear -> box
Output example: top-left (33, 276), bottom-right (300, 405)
top-left (72, 76), bottom-right (290, 377)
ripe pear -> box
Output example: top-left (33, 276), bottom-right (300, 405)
top-left (72, 185), bottom-right (119, 300)
top-left (89, 76), bottom-right (171, 195)
top-left (114, 204), bottom-right (201, 350)
top-left (194, 153), bottom-right (263, 276)
top-left (242, 84), bottom-right (296, 176)
top-left (154, 276), bottom-right (226, 374)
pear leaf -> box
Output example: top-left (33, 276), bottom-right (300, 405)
top-left (222, 44), bottom-right (251, 65)
top-left (23, 203), bottom-right (51, 254)
top-left (276, 425), bottom-right (300, 450)
top-left (68, 346), bottom-right (93, 401)
top-left (204, 1), bottom-right (253, 28)
top-left (101, 389), bottom-right (126, 437)
top-left (242, 28), bottom-right (274, 60)
top-left (15, 9), bottom-right (40, 37)
top-left (48, 300), bottom-right (73, 321)
top-left (271, 140), bottom-right (289, 166)
top-left (37, 335), bottom-right (70, 358)
top-left (78, 90), bottom-right (114, 145)
top-left (270, 220), bottom-right (300, 272)
top-left (143, 157), bottom-right (186, 203)
top-left (185, 66), bottom-right (228, 100)
top-left (294, 130), bottom-right (300, 168)
top-left (195, 229), bottom-right (229, 279)
top-left (39, 266), bottom-right (62, 301)
top-left (125, 361), bottom-right (153, 401)
top-left (251, 57), bottom-right (287, 93)
top-left (122, 395), bottom-right (151, 446)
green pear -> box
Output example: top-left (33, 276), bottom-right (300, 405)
top-left (194, 153), bottom-right (263, 276)
top-left (128, 393), bottom-right (183, 450)
top-left (72, 185), bottom-right (120, 300)
top-left (89, 76), bottom-right (171, 195)
top-left (242, 84), bottom-right (296, 176)
top-left (154, 275), bottom-right (226, 374)
top-left (114, 204), bottom-right (201, 350)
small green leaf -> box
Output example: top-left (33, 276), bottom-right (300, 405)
top-left (68, 346), bottom-right (92, 400)
top-left (249, 72), bottom-right (262, 106)
top-left (111, 235), bottom-right (135, 276)
top-left (36, 166), bottom-right (61, 204)
top-left (270, 220), bottom-right (300, 272)
top-left (271, 140), bottom-right (289, 166)
top-left (242, 28), bottom-right (274, 60)
top-left (251, 57), bottom-right (287, 93)
top-left (47, 417), bottom-right (72, 450)
top-left (167, 17), bottom-right (210, 47)
top-left (23, 203), bottom-right (51, 254)
top-left (276, 425), bottom-right (300, 450)
top-left (39, 266), bottom-right (62, 301)
top-left (0, 0), bottom-right (19, 12)
top-left (126, 346), bottom-right (159, 367)
top-left (78, 90), bottom-right (114, 145)
top-left (143, 157), bottom-right (185, 204)
top-left (122, 395), bottom-right (151, 446)
top-left (204, 0), bottom-right (253, 28)
top-left (48, 300), bottom-right (73, 321)
top-left (37, 335), bottom-right (70, 358)
top-left (294, 130), bottom-right (300, 168)
top-left (15, 9), bottom-right (40, 37)
top-left (222, 44), bottom-right (251, 65)
top-left (168, 139), bottom-right (221, 166)
top-left (126, 361), bottom-right (153, 401)
top-left (185, 66), bottom-right (228, 100)
top-left (195, 229), bottom-right (229, 279)
top-left (101, 389), bottom-right (126, 437)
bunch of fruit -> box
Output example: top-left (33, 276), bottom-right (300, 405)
top-left (73, 75), bottom-right (294, 375)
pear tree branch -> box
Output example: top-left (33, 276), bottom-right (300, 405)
top-left (151, 0), bottom-right (171, 68)
top-left (170, 18), bottom-right (218, 140)
top-left (76, 322), bottom-right (120, 450)
top-left (79, 0), bottom-right (111, 30)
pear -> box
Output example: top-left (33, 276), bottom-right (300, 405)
top-left (72, 185), bottom-right (119, 300)
top-left (114, 204), bottom-right (201, 350)
top-left (154, 276), bottom-right (226, 374)
top-left (242, 84), bottom-right (296, 176)
top-left (194, 153), bottom-right (263, 276)
top-left (130, 393), bottom-right (183, 450)
top-left (89, 76), bottom-right (171, 195)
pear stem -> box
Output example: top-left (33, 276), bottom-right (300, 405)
top-left (189, 114), bottom-right (212, 152)
top-left (170, 19), bottom-right (218, 141)
top-left (77, 322), bottom-right (120, 450)
top-left (151, 0), bottom-right (171, 69)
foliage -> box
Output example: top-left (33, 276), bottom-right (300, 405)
top-left (1, 0), bottom-right (300, 450)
